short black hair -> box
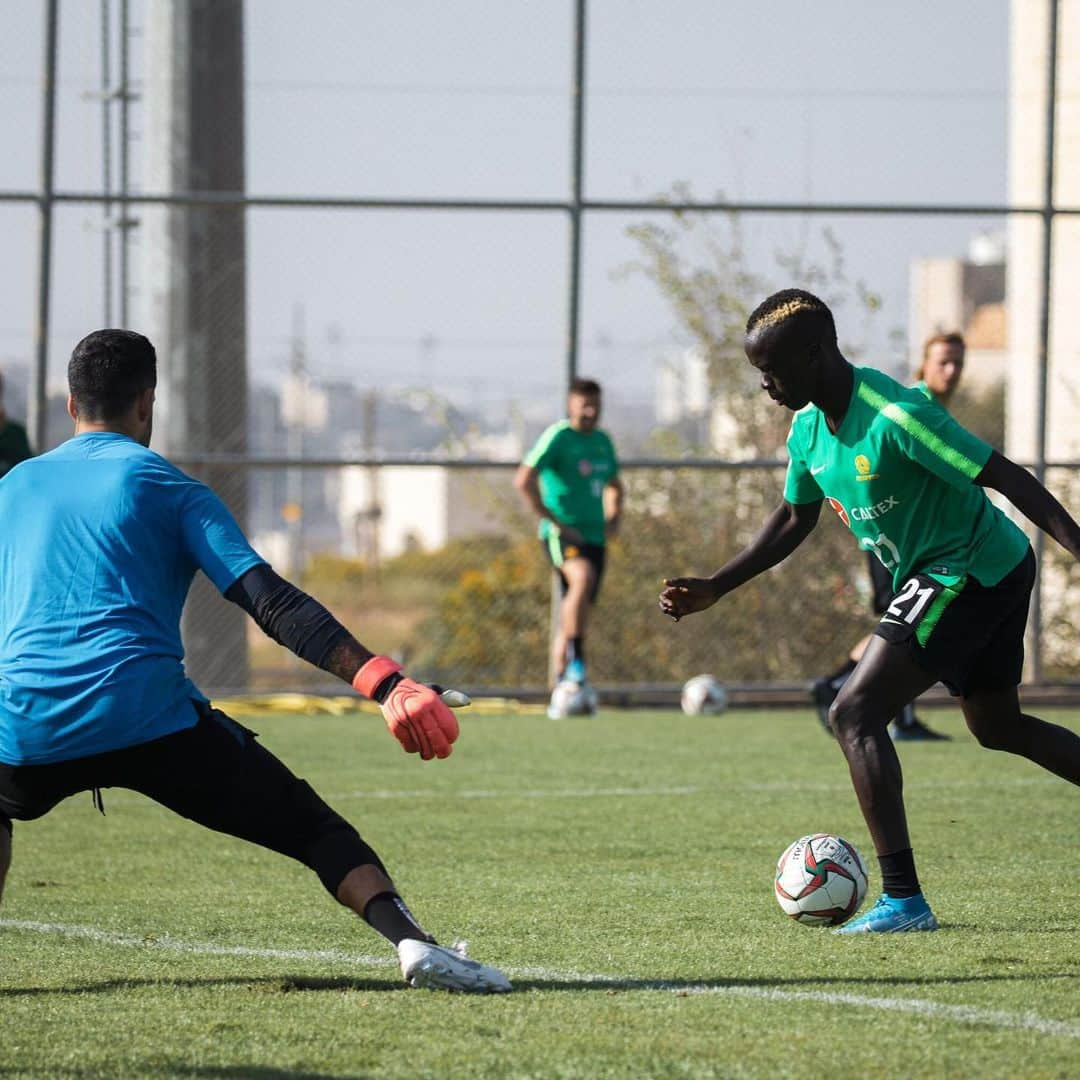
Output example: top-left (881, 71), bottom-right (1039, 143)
top-left (745, 289), bottom-right (837, 344)
top-left (569, 377), bottom-right (601, 397)
top-left (68, 330), bottom-right (157, 421)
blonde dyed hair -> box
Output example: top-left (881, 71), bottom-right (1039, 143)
top-left (745, 288), bottom-right (836, 342)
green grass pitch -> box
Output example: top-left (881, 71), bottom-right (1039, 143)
top-left (2, 706), bottom-right (1078, 1078)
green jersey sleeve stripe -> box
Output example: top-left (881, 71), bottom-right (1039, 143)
top-left (857, 382), bottom-right (983, 480)
top-left (523, 421), bottom-right (568, 467)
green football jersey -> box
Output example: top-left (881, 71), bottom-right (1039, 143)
top-left (0, 418), bottom-right (32, 479)
top-left (524, 420), bottom-right (619, 547)
top-left (784, 366), bottom-right (1029, 589)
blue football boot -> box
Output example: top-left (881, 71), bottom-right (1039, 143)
top-left (562, 657), bottom-right (587, 685)
top-left (834, 892), bottom-right (939, 935)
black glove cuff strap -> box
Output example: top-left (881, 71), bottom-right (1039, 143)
top-left (372, 671), bottom-right (404, 705)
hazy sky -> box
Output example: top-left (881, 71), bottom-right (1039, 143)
top-left (1, 1), bottom-right (1009, 429)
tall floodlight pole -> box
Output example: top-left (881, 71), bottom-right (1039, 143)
top-left (1030, 0), bottom-right (1060, 684)
top-left (31, 0), bottom-right (60, 454)
top-left (144, 0), bottom-right (249, 692)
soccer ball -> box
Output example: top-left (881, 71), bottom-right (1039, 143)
top-left (680, 674), bottom-right (729, 715)
top-left (774, 833), bottom-right (868, 927)
top-left (547, 679), bottom-right (598, 718)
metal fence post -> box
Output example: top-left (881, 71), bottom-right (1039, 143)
top-left (565, 0), bottom-right (586, 393)
top-left (30, 0), bottom-right (60, 454)
top-left (548, 0), bottom-right (588, 691)
top-left (1030, 0), bottom-right (1060, 684)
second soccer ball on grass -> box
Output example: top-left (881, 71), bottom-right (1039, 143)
top-left (680, 674), bottom-right (729, 715)
top-left (547, 679), bottom-right (599, 718)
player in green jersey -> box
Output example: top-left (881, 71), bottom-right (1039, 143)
top-left (812, 332), bottom-right (967, 742)
top-left (0, 370), bottom-right (33, 479)
top-left (660, 289), bottom-right (1080, 934)
top-left (515, 378), bottom-right (623, 695)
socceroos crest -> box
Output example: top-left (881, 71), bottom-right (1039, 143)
top-left (854, 455), bottom-right (879, 482)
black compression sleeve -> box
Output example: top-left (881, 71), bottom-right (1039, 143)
top-left (225, 564), bottom-right (349, 669)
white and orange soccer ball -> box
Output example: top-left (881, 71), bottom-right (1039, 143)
top-left (774, 833), bottom-right (868, 927)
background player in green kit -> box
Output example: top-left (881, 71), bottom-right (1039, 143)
top-left (515, 377), bottom-right (623, 689)
top-left (660, 289), bottom-right (1080, 934)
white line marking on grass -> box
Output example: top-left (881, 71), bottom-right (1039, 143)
top-left (325, 785), bottom-right (705, 801)
top-left (4, 920), bottom-right (1077, 1037)
top-left (679, 985), bottom-right (1080, 1038)
top-left (322, 777), bottom-right (1055, 802)
top-left (497, 965), bottom-right (1080, 1037)
top-left (0, 919), bottom-right (392, 968)
top-left (88, 777), bottom-right (1056, 812)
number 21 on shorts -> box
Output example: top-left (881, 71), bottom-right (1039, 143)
top-left (876, 574), bottom-right (945, 644)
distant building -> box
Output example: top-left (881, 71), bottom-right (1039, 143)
top-left (656, 347), bottom-right (709, 426)
top-left (908, 234), bottom-right (1006, 396)
top-left (0, 363), bottom-right (28, 421)
top-left (338, 465), bottom-right (512, 560)
top-left (1007, 0), bottom-right (1080, 675)
top-left (1007, 0), bottom-right (1080, 462)
top-left (655, 346), bottom-right (752, 455)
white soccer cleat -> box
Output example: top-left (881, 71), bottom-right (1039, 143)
top-left (438, 688), bottom-right (472, 708)
top-left (397, 938), bottom-right (512, 993)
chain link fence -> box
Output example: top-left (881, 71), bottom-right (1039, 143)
top-left (153, 459), bottom-right (1078, 699)
top-left (5, 2), bottom-right (1080, 699)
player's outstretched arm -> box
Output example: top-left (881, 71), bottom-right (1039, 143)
top-left (977, 451), bottom-right (1080, 561)
top-left (225, 565), bottom-right (460, 760)
top-left (659, 498), bottom-right (821, 621)
top-left (513, 463), bottom-right (585, 545)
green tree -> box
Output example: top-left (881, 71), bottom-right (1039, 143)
top-left (622, 184), bottom-right (887, 458)
top-left (356, 193), bottom-right (903, 691)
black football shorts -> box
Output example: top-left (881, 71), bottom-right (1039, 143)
top-left (0, 701), bottom-right (379, 895)
top-left (873, 546), bottom-right (1035, 697)
top-left (541, 535), bottom-right (606, 604)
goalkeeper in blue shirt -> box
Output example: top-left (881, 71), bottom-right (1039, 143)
top-left (0, 330), bottom-right (509, 992)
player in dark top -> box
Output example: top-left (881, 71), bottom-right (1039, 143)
top-left (0, 370), bottom-right (33, 479)
top-left (0, 330), bottom-right (510, 992)
top-left (660, 290), bottom-right (1080, 934)
top-left (811, 333), bottom-right (968, 742)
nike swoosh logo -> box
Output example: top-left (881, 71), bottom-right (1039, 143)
top-left (810, 464), bottom-right (827, 475)
top-left (880, 617), bottom-right (905, 626)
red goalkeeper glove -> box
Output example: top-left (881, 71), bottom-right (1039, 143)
top-left (353, 656), bottom-right (460, 760)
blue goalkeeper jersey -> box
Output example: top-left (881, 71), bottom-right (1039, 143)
top-left (0, 433), bottom-right (265, 764)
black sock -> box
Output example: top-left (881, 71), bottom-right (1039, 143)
top-left (566, 637), bottom-right (585, 664)
top-left (878, 849), bottom-right (920, 898)
top-left (362, 891), bottom-right (435, 946)
top-left (894, 703), bottom-right (916, 729)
